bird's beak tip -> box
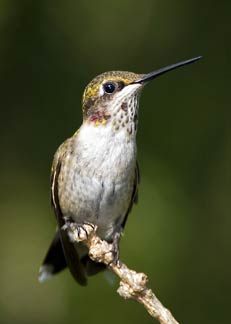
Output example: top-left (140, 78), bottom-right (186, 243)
top-left (131, 55), bottom-right (203, 84)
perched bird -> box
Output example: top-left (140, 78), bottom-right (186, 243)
top-left (39, 56), bottom-right (201, 286)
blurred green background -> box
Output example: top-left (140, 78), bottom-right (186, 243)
top-left (0, 0), bottom-right (230, 323)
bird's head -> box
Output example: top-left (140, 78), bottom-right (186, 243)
top-left (81, 56), bottom-right (202, 129)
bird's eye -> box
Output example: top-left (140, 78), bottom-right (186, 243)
top-left (103, 82), bottom-right (116, 94)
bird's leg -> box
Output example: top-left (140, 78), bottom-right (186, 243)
top-left (62, 217), bottom-right (95, 242)
top-left (109, 231), bottom-right (122, 266)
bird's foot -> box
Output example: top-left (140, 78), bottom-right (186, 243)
top-left (62, 218), bottom-right (95, 242)
top-left (108, 232), bottom-right (122, 267)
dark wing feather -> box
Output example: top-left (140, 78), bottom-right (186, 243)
top-left (51, 156), bottom-right (87, 286)
top-left (121, 161), bottom-right (140, 229)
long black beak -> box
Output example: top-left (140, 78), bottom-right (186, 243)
top-left (132, 56), bottom-right (202, 84)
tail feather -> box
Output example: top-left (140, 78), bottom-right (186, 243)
top-left (39, 231), bottom-right (105, 285)
top-left (39, 231), bottom-right (67, 283)
top-left (39, 229), bottom-right (88, 286)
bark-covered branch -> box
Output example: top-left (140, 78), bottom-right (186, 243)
top-left (69, 224), bottom-right (180, 324)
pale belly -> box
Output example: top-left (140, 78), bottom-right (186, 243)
top-left (58, 124), bottom-right (137, 240)
top-left (59, 172), bottom-right (134, 240)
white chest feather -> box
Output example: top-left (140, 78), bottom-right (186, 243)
top-left (59, 122), bottom-right (137, 239)
top-left (76, 122), bottom-right (137, 179)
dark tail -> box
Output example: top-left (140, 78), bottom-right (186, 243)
top-left (38, 231), bottom-right (67, 283)
top-left (39, 231), bottom-right (105, 285)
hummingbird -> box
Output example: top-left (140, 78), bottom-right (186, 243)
top-left (39, 56), bottom-right (202, 286)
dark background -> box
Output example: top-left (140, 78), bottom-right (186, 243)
top-left (0, 1), bottom-right (230, 324)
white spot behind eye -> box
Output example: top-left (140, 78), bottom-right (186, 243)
top-left (99, 85), bottom-right (104, 96)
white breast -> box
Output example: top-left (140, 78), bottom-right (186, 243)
top-left (76, 122), bottom-right (137, 179)
top-left (67, 122), bottom-right (137, 239)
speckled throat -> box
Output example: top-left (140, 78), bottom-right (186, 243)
top-left (83, 78), bottom-right (142, 137)
top-left (109, 92), bottom-right (139, 135)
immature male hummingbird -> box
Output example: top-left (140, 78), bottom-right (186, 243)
top-left (39, 56), bottom-right (201, 286)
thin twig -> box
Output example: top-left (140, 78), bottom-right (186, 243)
top-left (69, 224), bottom-right (180, 324)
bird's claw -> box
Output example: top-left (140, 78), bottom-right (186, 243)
top-left (62, 219), bottom-right (95, 242)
